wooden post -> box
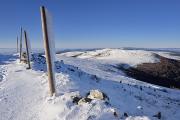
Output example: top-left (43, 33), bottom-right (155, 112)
top-left (40, 6), bottom-right (55, 96)
top-left (20, 27), bottom-right (23, 62)
top-left (17, 36), bottom-right (19, 53)
top-left (24, 30), bottom-right (31, 69)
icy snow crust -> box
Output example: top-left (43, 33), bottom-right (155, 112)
top-left (0, 48), bottom-right (180, 120)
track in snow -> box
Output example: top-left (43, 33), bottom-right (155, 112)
top-left (0, 62), bottom-right (45, 120)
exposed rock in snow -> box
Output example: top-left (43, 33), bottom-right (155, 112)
top-left (124, 112), bottom-right (129, 117)
top-left (78, 97), bottom-right (92, 105)
top-left (87, 89), bottom-right (106, 100)
top-left (72, 90), bottom-right (109, 105)
top-left (153, 112), bottom-right (161, 119)
top-left (72, 96), bottom-right (82, 104)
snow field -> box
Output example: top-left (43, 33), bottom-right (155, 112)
top-left (0, 49), bottom-right (180, 120)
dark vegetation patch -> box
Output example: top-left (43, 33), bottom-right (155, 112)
top-left (117, 55), bottom-right (180, 89)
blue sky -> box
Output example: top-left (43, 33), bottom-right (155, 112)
top-left (0, 0), bottom-right (180, 48)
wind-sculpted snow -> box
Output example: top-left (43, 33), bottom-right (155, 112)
top-left (0, 50), bottom-right (180, 120)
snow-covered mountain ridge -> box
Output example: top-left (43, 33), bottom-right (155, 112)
top-left (0, 48), bottom-right (180, 120)
top-left (60, 48), bottom-right (160, 67)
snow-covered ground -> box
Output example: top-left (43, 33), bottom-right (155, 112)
top-left (60, 48), bottom-right (160, 66)
top-left (0, 48), bottom-right (180, 120)
top-left (155, 51), bottom-right (180, 60)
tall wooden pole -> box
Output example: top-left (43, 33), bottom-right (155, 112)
top-left (20, 27), bottom-right (23, 62)
top-left (17, 36), bottom-right (19, 53)
top-left (24, 30), bottom-right (31, 69)
top-left (40, 6), bottom-right (55, 96)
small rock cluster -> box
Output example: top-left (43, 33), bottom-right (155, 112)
top-left (72, 89), bottom-right (109, 105)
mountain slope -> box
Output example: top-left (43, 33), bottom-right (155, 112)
top-left (0, 49), bottom-right (180, 120)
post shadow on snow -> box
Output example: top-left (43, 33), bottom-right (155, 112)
top-left (0, 54), bottom-right (18, 65)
